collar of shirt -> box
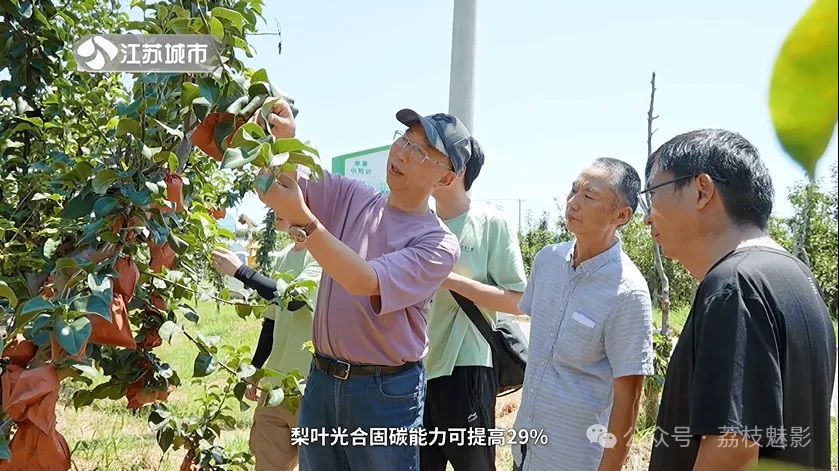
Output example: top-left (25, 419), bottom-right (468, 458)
top-left (564, 237), bottom-right (623, 276)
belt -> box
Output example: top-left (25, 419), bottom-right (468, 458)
top-left (313, 353), bottom-right (417, 380)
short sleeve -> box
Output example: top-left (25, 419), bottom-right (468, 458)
top-left (296, 169), bottom-right (373, 229)
top-left (604, 289), bottom-right (654, 378)
top-left (517, 250), bottom-right (541, 316)
top-left (689, 288), bottom-right (783, 443)
top-left (368, 230), bottom-right (460, 315)
top-left (486, 214), bottom-right (528, 293)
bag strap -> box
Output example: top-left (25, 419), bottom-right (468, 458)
top-left (449, 290), bottom-right (505, 354)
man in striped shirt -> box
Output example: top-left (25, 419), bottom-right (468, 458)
top-left (513, 157), bottom-right (654, 471)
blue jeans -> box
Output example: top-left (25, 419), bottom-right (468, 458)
top-left (297, 355), bottom-right (426, 471)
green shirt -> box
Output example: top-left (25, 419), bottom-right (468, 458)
top-left (262, 243), bottom-right (322, 387)
top-left (424, 203), bottom-right (528, 380)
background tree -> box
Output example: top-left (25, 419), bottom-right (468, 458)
top-left (0, 1), bottom-right (322, 468)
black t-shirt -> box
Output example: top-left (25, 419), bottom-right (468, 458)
top-left (648, 246), bottom-right (837, 471)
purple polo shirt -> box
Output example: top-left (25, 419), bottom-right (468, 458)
top-left (298, 171), bottom-right (460, 366)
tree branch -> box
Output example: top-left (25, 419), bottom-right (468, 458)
top-left (143, 271), bottom-right (240, 306)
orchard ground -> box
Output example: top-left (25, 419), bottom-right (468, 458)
top-left (58, 303), bottom-right (838, 471)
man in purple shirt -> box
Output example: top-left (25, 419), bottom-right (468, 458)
top-left (254, 99), bottom-right (464, 471)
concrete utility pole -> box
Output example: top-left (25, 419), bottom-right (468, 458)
top-left (448, 0), bottom-right (477, 198)
top-left (448, 0), bottom-right (477, 134)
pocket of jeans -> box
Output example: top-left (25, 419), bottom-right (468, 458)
top-left (376, 365), bottom-right (422, 400)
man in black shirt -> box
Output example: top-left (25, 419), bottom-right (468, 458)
top-left (640, 129), bottom-right (837, 471)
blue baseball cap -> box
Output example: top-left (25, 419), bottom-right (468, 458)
top-left (396, 109), bottom-right (472, 174)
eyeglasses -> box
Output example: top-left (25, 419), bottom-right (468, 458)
top-left (393, 130), bottom-right (453, 171)
top-left (637, 173), bottom-right (729, 217)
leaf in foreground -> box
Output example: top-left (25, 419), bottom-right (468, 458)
top-left (768, 0), bottom-right (838, 178)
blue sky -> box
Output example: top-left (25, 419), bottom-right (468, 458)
top-left (228, 0), bottom-right (837, 231)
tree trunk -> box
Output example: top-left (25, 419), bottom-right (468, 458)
top-left (647, 71), bottom-right (672, 336)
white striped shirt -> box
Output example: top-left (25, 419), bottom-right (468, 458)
top-left (513, 239), bottom-right (654, 471)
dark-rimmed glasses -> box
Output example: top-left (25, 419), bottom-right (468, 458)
top-left (637, 174), bottom-right (729, 217)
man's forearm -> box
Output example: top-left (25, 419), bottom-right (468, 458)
top-left (596, 377), bottom-right (642, 471)
top-left (444, 272), bottom-right (523, 315)
top-left (303, 221), bottom-right (379, 296)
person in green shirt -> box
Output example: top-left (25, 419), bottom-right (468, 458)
top-left (421, 136), bottom-right (528, 471)
top-left (211, 212), bottom-right (322, 471)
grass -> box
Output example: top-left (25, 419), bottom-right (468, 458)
top-left (60, 302), bottom-right (261, 471)
top-left (55, 303), bottom-right (837, 470)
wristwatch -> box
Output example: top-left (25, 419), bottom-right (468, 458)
top-left (288, 219), bottom-right (319, 243)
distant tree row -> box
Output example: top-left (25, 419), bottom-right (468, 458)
top-left (517, 163), bottom-right (838, 321)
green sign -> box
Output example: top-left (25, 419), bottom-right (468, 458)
top-left (331, 144), bottom-right (390, 193)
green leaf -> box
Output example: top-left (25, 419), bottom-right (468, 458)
top-left (198, 78), bottom-right (220, 104)
top-left (266, 387), bottom-right (285, 407)
top-left (260, 96), bottom-right (283, 129)
top-left (158, 426), bottom-right (175, 453)
top-left (55, 316), bottom-right (92, 356)
top-left (159, 321), bottom-right (181, 343)
top-left (255, 174), bottom-right (275, 195)
top-left (269, 152), bottom-right (290, 167)
top-left (272, 138), bottom-right (320, 156)
top-left (181, 82), bottom-right (201, 108)
top-left (225, 95), bottom-right (250, 115)
top-left (251, 68), bottom-right (269, 84)
top-left (211, 7), bottom-right (244, 32)
top-left (234, 303), bottom-right (253, 319)
top-left (73, 389), bottom-right (94, 410)
top-left (220, 147), bottom-right (254, 170)
top-left (0, 281), bottom-right (17, 306)
top-left (252, 142), bottom-right (272, 168)
top-left (72, 295), bottom-right (111, 321)
top-left (154, 119), bottom-right (184, 139)
top-left (116, 98), bottom-right (143, 117)
top-left (61, 190), bottom-right (98, 219)
top-left (88, 273), bottom-right (113, 301)
top-left (288, 151), bottom-right (323, 176)
top-left (233, 381), bottom-right (248, 402)
top-left (92, 169), bottom-right (119, 194)
top-left (209, 16), bottom-right (224, 42)
top-left (229, 122), bottom-right (266, 148)
top-left (116, 118), bottom-right (143, 138)
top-left (93, 196), bottom-right (120, 218)
top-left (20, 296), bottom-right (55, 315)
top-left (216, 228), bottom-right (236, 240)
top-left (213, 115), bottom-right (236, 151)
top-left (0, 435), bottom-right (9, 461)
top-left (168, 233), bottom-right (189, 255)
top-left (248, 81), bottom-right (272, 98)
top-left (239, 94), bottom-right (267, 118)
top-left (124, 186), bottom-right (152, 206)
top-left (55, 257), bottom-right (79, 270)
top-left (768, 0), bottom-right (838, 178)
top-left (178, 304), bottom-right (200, 323)
top-left (237, 363), bottom-right (257, 379)
top-left (100, 231), bottom-right (119, 243)
top-left (193, 352), bottom-right (218, 377)
top-left (192, 97), bottom-right (211, 121)
top-left (145, 181), bottom-right (162, 195)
